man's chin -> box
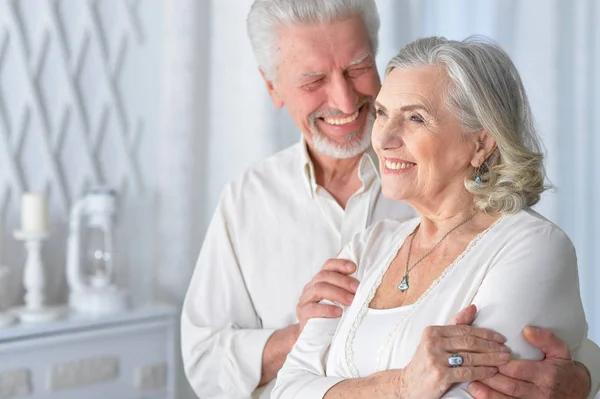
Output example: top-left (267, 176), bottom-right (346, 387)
top-left (312, 132), bottom-right (371, 159)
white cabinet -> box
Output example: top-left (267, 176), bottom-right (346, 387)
top-left (0, 305), bottom-right (177, 399)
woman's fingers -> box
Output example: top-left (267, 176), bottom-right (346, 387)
top-left (443, 335), bottom-right (511, 353)
top-left (446, 351), bottom-right (511, 367)
top-left (434, 325), bottom-right (506, 343)
top-left (413, 324), bottom-right (511, 390)
top-left (448, 366), bottom-right (499, 383)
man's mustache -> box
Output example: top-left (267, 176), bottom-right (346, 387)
top-left (309, 97), bottom-right (374, 123)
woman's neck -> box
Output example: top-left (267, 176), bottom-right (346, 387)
top-left (408, 188), bottom-right (479, 244)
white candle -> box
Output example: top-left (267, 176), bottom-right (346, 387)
top-left (21, 192), bottom-right (48, 233)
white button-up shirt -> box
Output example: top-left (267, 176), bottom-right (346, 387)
top-left (181, 141), bottom-right (416, 398)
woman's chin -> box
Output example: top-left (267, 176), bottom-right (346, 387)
top-left (381, 187), bottom-right (408, 201)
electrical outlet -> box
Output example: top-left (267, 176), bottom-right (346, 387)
top-left (49, 356), bottom-right (119, 391)
top-left (0, 369), bottom-right (31, 399)
top-left (133, 363), bottom-right (166, 392)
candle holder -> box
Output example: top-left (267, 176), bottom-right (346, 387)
top-left (13, 230), bottom-right (63, 323)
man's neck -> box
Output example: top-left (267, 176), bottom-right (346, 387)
top-left (307, 146), bottom-right (364, 209)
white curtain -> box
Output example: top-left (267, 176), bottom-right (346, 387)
top-left (159, 1), bottom-right (600, 397)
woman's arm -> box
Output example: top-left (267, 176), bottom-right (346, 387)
top-left (470, 225), bottom-right (586, 359)
top-left (271, 316), bottom-right (348, 398)
top-left (323, 370), bottom-right (403, 398)
top-left (446, 224), bottom-right (588, 398)
top-left (272, 313), bottom-right (405, 399)
top-left (274, 306), bottom-right (504, 399)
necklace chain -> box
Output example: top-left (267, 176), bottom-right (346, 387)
top-left (399, 211), bottom-right (477, 291)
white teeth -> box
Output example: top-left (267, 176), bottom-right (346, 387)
top-left (385, 160), bottom-right (414, 170)
top-left (324, 110), bottom-right (359, 125)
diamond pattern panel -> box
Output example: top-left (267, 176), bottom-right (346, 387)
top-left (0, 0), bottom-right (151, 307)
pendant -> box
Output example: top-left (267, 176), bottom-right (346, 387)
top-left (397, 275), bottom-right (409, 292)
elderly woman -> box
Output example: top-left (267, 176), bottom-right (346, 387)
top-left (271, 36), bottom-right (588, 398)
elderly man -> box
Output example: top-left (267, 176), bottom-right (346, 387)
top-left (181, 1), bottom-right (599, 398)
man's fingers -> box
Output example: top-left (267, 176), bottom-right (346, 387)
top-left (298, 279), bottom-right (355, 308)
top-left (522, 326), bottom-right (571, 359)
top-left (472, 372), bottom-right (538, 398)
top-left (321, 258), bottom-right (357, 274)
top-left (312, 281), bottom-right (355, 306)
top-left (315, 270), bottom-right (359, 293)
top-left (449, 304), bottom-right (478, 325)
top-left (467, 380), bottom-right (515, 399)
top-left (298, 302), bottom-right (342, 321)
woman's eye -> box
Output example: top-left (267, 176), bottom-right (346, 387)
top-left (376, 108), bottom-right (387, 117)
top-left (410, 114), bottom-right (424, 123)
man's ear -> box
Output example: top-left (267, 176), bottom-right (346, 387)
top-left (471, 129), bottom-right (497, 167)
top-left (260, 69), bottom-right (284, 109)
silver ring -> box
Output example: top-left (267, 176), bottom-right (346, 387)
top-left (448, 353), bottom-right (464, 367)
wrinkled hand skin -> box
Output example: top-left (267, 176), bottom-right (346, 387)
top-left (467, 327), bottom-right (591, 399)
top-left (296, 259), bottom-right (358, 332)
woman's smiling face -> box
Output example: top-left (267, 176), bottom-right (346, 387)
top-left (372, 65), bottom-right (481, 204)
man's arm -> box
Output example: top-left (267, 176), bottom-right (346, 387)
top-left (181, 185), bottom-right (276, 398)
top-left (258, 324), bottom-right (300, 386)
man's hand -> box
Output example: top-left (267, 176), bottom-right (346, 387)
top-left (449, 304), bottom-right (478, 325)
top-left (296, 258), bottom-right (359, 332)
top-left (467, 327), bottom-right (591, 399)
top-left (260, 259), bottom-right (359, 387)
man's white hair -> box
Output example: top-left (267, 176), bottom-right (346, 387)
top-left (247, 0), bottom-right (380, 82)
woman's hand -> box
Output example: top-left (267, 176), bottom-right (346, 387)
top-left (399, 324), bottom-right (511, 399)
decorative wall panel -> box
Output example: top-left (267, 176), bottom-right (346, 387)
top-left (0, 0), bottom-right (161, 307)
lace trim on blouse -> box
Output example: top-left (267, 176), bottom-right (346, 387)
top-left (344, 215), bottom-right (506, 377)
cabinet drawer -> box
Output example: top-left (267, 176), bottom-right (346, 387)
top-left (0, 317), bottom-right (175, 399)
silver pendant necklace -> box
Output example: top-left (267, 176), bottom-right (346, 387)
top-left (397, 212), bottom-right (477, 292)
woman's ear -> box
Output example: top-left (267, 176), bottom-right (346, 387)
top-left (471, 130), bottom-right (497, 167)
top-left (260, 69), bottom-right (284, 109)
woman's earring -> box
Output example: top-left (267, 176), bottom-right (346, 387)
top-left (474, 163), bottom-right (487, 183)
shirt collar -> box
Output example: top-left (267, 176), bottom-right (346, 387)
top-left (300, 138), bottom-right (318, 198)
top-left (299, 137), bottom-right (380, 199)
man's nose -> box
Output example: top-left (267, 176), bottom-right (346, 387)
top-left (328, 75), bottom-right (359, 115)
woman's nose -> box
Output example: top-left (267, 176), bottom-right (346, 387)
top-left (373, 124), bottom-right (404, 151)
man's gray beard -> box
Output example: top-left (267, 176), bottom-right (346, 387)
top-left (311, 111), bottom-right (374, 159)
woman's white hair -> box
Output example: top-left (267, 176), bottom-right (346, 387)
top-left (386, 36), bottom-right (548, 214)
top-left (247, 0), bottom-right (380, 82)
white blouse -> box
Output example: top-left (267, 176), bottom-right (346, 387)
top-left (353, 305), bottom-right (415, 376)
top-left (273, 209), bottom-right (597, 399)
